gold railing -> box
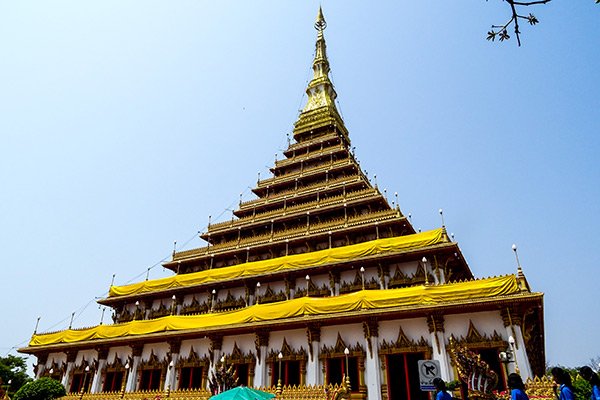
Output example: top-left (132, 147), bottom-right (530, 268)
top-left (285, 132), bottom-right (340, 153)
top-left (274, 143), bottom-right (346, 169)
top-left (176, 209), bottom-right (401, 260)
top-left (239, 175), bottom-right (363, 210)
top-left (209, 188), bottom-right (379, 232)
top-left (257, 158), bottom-right (353, 188)
top-left (60, 389), bottom-right (212, 400)
top-left (59, 383), bottom-right (351, 400)
top-left (462, 376), bottom-right (556, 400)
top-left (524, 376), bottom-right (556, 399)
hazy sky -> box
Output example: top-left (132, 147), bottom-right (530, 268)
top-left (1, 1), bottom-right (598, 372)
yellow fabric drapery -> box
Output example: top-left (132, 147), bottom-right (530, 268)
top-left (109, 228), bottom-right (447, 298)
top-left (31, 275), bottom-right (519, 347)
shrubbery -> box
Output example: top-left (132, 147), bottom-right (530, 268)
top-left (13, 378), bottom-right (66, 400)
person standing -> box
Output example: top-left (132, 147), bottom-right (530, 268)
top-left (551, 367), bottom-right (575, 400)
top-left (579, 366), bottom-right (600, 400)
top-left (507, 373), bottom-right (529, 400)
top-left (432, 377), bottom-right (452, 400)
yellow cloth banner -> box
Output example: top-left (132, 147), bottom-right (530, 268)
top-left (30, 275), bottom-right (519, 347)
top-left (109, 229), bottom-right (446, 298)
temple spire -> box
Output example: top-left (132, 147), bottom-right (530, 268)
top-left (293, 7), bottom-right (348, 143)
top-left (303, 7), bottom-right (337, 113)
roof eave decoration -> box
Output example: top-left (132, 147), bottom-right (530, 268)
top-left (109, 228), bottom-right (447, 299)
top-left (29, 275), bottom-right (522, 348)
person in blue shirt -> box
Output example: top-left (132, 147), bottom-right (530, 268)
top-left (552, 367), bottom-right (575, 400)
top-left (579, 366), bottom-right (600, 400)
top-left (433, 377), bottom-right (452, 400)
top-left (508, 373), bottom-right (529, 400)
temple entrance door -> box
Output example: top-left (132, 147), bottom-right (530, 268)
top-left (386, 352), bottom-right (428, 400)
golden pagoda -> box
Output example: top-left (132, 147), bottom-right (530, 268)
top-left (20, 8), bottom-right (545, 400)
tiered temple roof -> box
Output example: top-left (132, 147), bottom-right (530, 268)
top-left (20, 7), bottom-right (545, 383)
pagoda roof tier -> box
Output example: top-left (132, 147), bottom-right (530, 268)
top-left (234, 183), bottom-right (378, 222)
top-left (237, 174), bottom-right (366, 216)
top-left (116, 228), bottom-right (447, 299)
top-left (271, 142), bottom-right (348, 172)
top-left (25, 275), bottom-right (540, 351)
top-left (164, 214), bottom-right (416, 274)
top-left (283, 132), bottom-right (345, 158)
top-left (104, 241), bottom-right (468, 307)
top-left (205, 188), bottom-right (387, 237)
top-left (167, 209), bottom-right (407, 269)
top-left (254, 158), bottom-right (360, 193)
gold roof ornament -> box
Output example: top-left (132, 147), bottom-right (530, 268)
top-left (294, 7), bottom-right (348, 142)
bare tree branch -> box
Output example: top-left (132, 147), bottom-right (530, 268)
top-left (487, 0), bottom-right (551, 46)
top-left (512, 0), bottom-right (551, 6)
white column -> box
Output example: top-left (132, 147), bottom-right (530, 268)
top-left (61, 362), bottom-right (74, 391)
top-left (505, 325), bottom-right (532, 380)
top-left (91, 359), bottom-right (107, 393)
top-left (253, 331), bottom-right (269, 388)
top-left (430, 331), bottom-right (452, 381)
top-left (364, 335), bottom-right (382, 400)
top-left (306, 325), bottom-right (321, 386)
top-left (428, 315), bottom-right (452, 381)
top-left (306, 340), bottom-right (320, 385)
top-left (34, 356), bottom-right (47, 379)
top-left (501, 307), bottom-right (533, 380)
top-left (253, 345), bottom-right (268, 387)
top-left (208, 349), bottom-right (223, 388)
top-left (126, 355), bottom-right (141, 391)
top-left (164, 353), bottom-right (179, 391)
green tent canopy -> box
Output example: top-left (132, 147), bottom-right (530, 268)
top-left (209, 386), bottom-right (276, 400)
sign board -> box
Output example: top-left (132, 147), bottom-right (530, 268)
top-left (418, 359), bottom-right (441, 391)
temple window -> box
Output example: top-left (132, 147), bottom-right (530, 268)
top-left (233, 363), bottom-right (250, 386)
top-left (139, 368), bottom-right (162, 391)
top-left (176, 349), bottom-right (209, 391)
top-left (267, 339), bottom-right (307, 387)
top-left (271, 360), bottom-right (301, 386)
top-left (178, 366), bottom-right (204, 389)
top-left (102, 370), bottom-right (124, 392)
top-left (69, 370), bottom-right (92, 394)
top-left (384, 352), bottom-right (427, 400)
top-left (137, 351), bottom-right (166, 391)
top-left (378, 327), bottom-right (433, 400)
top-left (225, 343), bottom-right (256, 388)
top-left (325, 356), bottom-right (358, 388)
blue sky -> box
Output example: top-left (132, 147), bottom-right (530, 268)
top-left (1, 1), bottom-right (598, 371)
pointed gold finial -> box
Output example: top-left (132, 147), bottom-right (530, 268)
top-left (293, 7), bottom-right (349, 143)
top-left (315, 6), bottom-right (327, 31)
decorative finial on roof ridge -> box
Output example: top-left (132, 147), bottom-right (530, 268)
top-left (294, 7), bottom-right (348, 142)
top-left (315, 6), bottom-right (327, 32)
top-left (511, 243), bottom-right (530, 291)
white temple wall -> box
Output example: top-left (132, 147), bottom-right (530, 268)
top-left (361, 267), bottom-right (376, 284)
top-left (268, 329), bottom-right (306, 353)
top-left (75, 349), bottom-right (97, 366)
top-left (339, 270), bottom-right (358, 285)
top-left (107, 346), bottom-right (132, 363)
top-left (389, 260), bottom-right (419, 274)
top-left (141, 342), bottom-right (169, 361)
top-left (180, 338), bottom-right (211, 358)
top-left (48, 352), bottom-right (66, 368)
top-left (182, 292), bottom-right (210, 306)
top-left (379, 318), bottom-right (430, 343)
top-left (321, 323), bottom-right (363, 347)
top-left (444, 311), bottom-right (504, 338)
top-left (222, 334), bottom-right (255, 355)
top-left (151, 297), bottom-right (171, 309)
top-left (221, 287), bottom-right (247, 300)
top-left (310, 274), bottom-right (328, 287)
